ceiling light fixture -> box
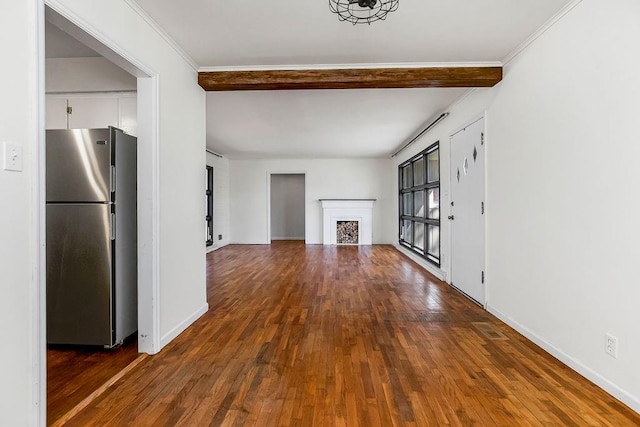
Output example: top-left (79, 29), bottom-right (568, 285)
top-left (329, 0), bottom-right (399, 25)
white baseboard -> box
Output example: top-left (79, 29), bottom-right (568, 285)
top-left (160, 303), bottom-right (209, 349)
top-left (206, 241), bottom-right (229, 253)
top-left (487, 305), bottom-right (640, 414)
top-left (393, 244), bottom-right (446, 281)
top-left (271, 237), bottom-right (305, 241)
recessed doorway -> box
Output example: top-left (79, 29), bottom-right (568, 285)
top-left (269, 173), bottom-right (306, 242)
top-left (41, 4), bottom-right (161, 424)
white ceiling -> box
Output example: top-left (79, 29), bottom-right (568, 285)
top-left (132, 0), bottom-right (574, 158)
top-left (207, 88), bottom-right (466, 159)
top-left (134, 0), bottom-right (571, 67)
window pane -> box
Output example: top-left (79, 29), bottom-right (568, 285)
top-left (413, 157), bottom-right (424, 186)
top-left (427, 225), bottom-right (440, 259)
top-left (402, 165), bottom-right (412, 189)
top-left (427, 188), bottom-right (440, 219)
top-left (414, 190), bottom-right (424, 217)
top-left (427, 149), bottom-right (439, 183)
top-left (398, 144), bottom-right (440, 265)
top-left (403, 220), bottom-right (413, 244)
top-left (403, 193), bottom-right (412, 216)
top-left (414, 222), bottom-right (425, 251)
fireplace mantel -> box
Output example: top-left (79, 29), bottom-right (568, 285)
top-left (320, 199), bottom-right (375, 245)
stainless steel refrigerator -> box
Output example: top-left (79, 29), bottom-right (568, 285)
top-left (46, 127), bottom-right (137, 347)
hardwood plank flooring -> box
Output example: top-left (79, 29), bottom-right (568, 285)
top-left (61, 242), bottom-right (639, 426)
top-left (47, 336), bottom-right (140, 425)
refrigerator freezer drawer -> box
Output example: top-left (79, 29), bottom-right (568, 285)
top-left (47, 203), bottom-right (113, 346)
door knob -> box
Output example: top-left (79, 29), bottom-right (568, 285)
top-left (448, 215), bottom-right (455, 220)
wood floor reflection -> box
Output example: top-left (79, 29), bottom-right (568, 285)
top-left (47, 336), bottom-right (139, 425)
top-left (61, 242), bottom-right (639, 426)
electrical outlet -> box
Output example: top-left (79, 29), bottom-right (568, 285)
top-left (2, 141), bottom-right (23, 172)
top-left (218, 234), bottom-right (223, 241)
top-left (605, 333), bottom-right (618, 359)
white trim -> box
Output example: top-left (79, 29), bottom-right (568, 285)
top-left (394, 244), bottom-right (446, 282)
top-left (271, 237), bottom-right (305, 241)
top-left (482, 111), bottom-right (490, 308)
top-left (34, 0), bottom-right (47, 423)
top-left (122, 0), bottom-right (199, 72)
top-left (266, 171), bottom-right (271, 244)
top-left (136, 74), bottom-right (162, 355)
top-left (487, 306), bottom-right (640, 414)
top-left (160, 304), bottom-right (209, 348)
top-left (199, 62), bottom-right (503, 73)
top-left (502, 0), bottom-right (584, 66)
top-left (206, 242), bottom-right (229, 253)
top-left (45, 91), bottom-right (137, 97)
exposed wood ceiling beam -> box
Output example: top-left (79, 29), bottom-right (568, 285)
top-left (198, 66), bottom-right (502, 91)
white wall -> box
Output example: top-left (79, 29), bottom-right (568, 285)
top-left (0, 0), bottom-right (208, 422)
top-left (46, 57), bottom-right (136, 93)
top-left (206, 152), bottom-right (230, 251)
top-left (270, 174), bottom-right (305, 240)
top-left (394, 0), bottom-right (640, 411)
top-left (0, 1), bottom-right (41, 424)
top-left (230, 158), bottom-right (394, 244)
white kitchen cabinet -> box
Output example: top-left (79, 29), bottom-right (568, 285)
top-left (118, 96), bottom-right (137, 137)
top-left (45, 93), bottom-right (137, 136)
top-left (68, 96), bottom-right (119, 130)
top-left (45, 96), bottom-right (68, 129)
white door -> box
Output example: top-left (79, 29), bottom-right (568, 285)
top-left (450, 117), bottom-right (486, 305)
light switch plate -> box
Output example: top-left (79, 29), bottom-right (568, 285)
top-left (3, 142), bottom-right (23, 172)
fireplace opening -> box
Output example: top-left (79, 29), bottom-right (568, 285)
top-left (336, 221), bottom-right (359, 244)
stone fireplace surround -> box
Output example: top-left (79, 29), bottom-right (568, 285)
top-left (320, 199), bottom-right (375, 245)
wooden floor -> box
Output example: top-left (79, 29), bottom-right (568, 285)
top-left (47, 336), bottom-right (139, 425)
top-left (61, 242), bottom-right (639, 426)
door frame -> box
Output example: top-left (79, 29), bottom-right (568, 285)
top-left (448, 112), bottom-right (488, 308)
top-left (36, 1), bottom-right (162, 421)
top-left (266, 171), bottom-right (307, 243)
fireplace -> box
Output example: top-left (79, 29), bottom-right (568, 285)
top-left (336, 221), bottom-right (359, 244)
top-left (320, 199), bottom-right (375, 245)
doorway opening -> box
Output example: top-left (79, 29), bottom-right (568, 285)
top-left (40, 3), bottom-right (160, 424)
top-left (269, 174), bottom-right (306, 242)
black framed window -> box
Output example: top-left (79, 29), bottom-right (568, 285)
top-left (206, 166), bottom-right (214, 246)
top-left (399, 142), bottom-right (440, 265)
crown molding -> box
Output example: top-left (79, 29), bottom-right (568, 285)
top-left (123, 0), bottom-right (199, 72)
top-left (502, 0), bottom-right (584, 66)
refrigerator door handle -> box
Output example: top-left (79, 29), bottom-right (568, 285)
top-left (110, 213), bottom-right (116, 240)
top-left (110, 165), bottom-right (116, 193)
